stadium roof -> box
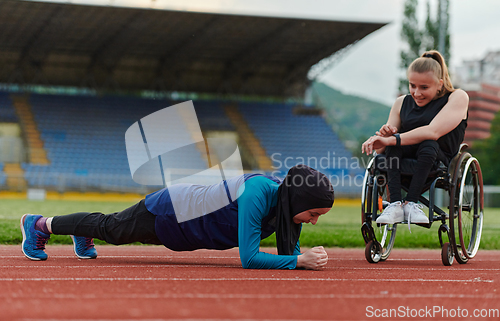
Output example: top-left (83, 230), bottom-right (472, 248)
top-left (0, 0), bottom-right (386, 98)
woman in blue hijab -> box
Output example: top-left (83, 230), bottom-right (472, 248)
top-left (21, 165), bottom-right (334, 270)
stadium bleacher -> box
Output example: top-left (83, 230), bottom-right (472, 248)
top-left (0, 92), bottom-right (17, 186)
top-left (0, 91), bottom-right (18, 122)
top-left (238, 102), bottom-right (363, 194)
top-left (0, 0), bottom-right (386, 199)
top-left (25, 94), bottom-right (148, 191)
top-left (2, 92), bottom-right (361, 195)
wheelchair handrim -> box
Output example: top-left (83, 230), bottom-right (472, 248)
top-left (458, 157), bottom-right (483, 259)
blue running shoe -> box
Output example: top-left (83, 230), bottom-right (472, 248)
top-left (70, 235), bottom-right (97, 259)
top-left (21, 214), bottom-right (50, 261)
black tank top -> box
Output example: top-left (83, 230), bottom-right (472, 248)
top-left (400, 93), bottom-right (467, 160)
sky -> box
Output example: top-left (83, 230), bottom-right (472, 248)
top-left (36, 0), bottom-right (500, 106)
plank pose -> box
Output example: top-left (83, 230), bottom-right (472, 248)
top-left (21, 164), bottom-right (334, 270)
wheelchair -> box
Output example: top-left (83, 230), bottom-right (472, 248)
top-left (361, 144), bottom-right (484, 266)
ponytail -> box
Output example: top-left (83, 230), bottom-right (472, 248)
top-left (408, 50), bottom-right (454, 98)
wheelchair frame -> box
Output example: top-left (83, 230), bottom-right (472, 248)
top-left (361, 144), bottom-right (484, 266)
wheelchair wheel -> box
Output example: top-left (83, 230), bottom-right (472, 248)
top-left (441, 242), bottom-right (453, 266)
top-left (365, 240), bottom-right (382, 263)
top-left (457, 156), bottom-right (484, 259)
top-left (361, 162), bottom-right (397, 262)
top-left (450, 153), bottom-right (484, 263)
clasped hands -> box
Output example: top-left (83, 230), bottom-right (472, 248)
top-left (361, 124), bottom-right (398, 155)
top-left (296, 246), bottom-right (328, 270)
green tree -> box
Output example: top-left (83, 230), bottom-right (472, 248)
top-left (471, 113), bottom-right (500, 185)
top-left (399, 0), bottom-right (422, 94)
top-left (423, 1), bottom-right (439, 51)
top-left (423, 0), bottom-right (450, 62)
top-left (399, 0), bottom-right (451, 94)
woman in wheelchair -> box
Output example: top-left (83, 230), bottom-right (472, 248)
top-left (361, 50), bottom-right (468, 226)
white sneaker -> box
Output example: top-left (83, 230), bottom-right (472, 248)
top-left (376, 201), bottom-right (404, 224)
top-left (404, 202), bottom-right (429, 224)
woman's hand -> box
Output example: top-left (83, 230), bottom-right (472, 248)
top-left (361, 135), bottom-right (393, 155)
top-left (377, 124), bottom-right (398, 137)
top-left (296, 246), bottom-right (328, 270)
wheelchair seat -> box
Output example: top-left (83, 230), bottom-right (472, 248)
top-left (373, 153), bottom-right (447, 178)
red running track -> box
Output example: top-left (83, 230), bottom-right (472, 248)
top-left (1, 245), bottom-right (499, 321)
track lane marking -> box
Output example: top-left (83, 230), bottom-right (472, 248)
top-left (20, 319), bottom-right (329, 321)
top-left (0, 255), bottom-right (453, 260)
top-left (2, 255), bottom-right (500, 262)
top-left (5, 293), bottom-right (498, 300)
top-left (1, 265), bottom-right (240, 268)
top-left (0, 255), bottom-right (242, 259)
top-left (2, 265), bottom-right (500, 271)
top-left (0, 277), bottom-right (493, 282)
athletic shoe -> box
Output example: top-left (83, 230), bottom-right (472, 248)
top-left (70, 235), bottom-right (97, 259)
top-left (376, 201), bottom-right (404, 224)
top-left (404, 202), bottom-right (429, 224)
top-left (21, 214), bottom-right (50, 261)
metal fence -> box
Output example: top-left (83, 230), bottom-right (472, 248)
top-left (1, 170), bottom-right (362, 198)
top-left (2, 172), bottom-right (152, 194)
top-left (4, 171), bottom-right (498, 205)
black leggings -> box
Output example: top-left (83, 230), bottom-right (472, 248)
top-left (51, 199), bottom-right (162, 245)
top-left (385, 140), bottom-right (448, 203)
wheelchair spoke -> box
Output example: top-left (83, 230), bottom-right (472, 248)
top-left (361, 157), bottom-right (397, 263)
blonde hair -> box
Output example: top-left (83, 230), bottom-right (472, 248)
top-left (407, 50), bottom-right (454, 98)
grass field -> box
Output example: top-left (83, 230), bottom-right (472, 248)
top-left (1, 199), bottom-right (499, 250)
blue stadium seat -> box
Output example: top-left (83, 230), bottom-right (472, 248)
top-left (25, 94), bottom-right (238, 191)
top-left (238, 102), bottom-right (363, 195)
top-left (3, 91), bottom-right (362, 195)
top-left (0, 92), bottom-right (18, 122)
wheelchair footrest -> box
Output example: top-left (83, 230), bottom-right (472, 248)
top-left (399, 221), bottom-right (432, 229)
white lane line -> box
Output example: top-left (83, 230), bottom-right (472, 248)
top-left (3, 265), bottom-right (500, 272)
top-left (0, 277), bottom-right (493, 282)
top-left (0, 256), bottom-right (428, 260)
top-left (328, 258), bottom-right (500, 262)
top-left (6, 293), bottom-right (498, 300)
top-left (325, 266), bottom-right (500, 271)
top-left (20, 319), bottom-right (323, 321)
top-left (0, 265), bottom-right (239, 268)
top-left (19, 319), bottom-right (328, 321)
top-left (0, 255), bottom-right (239, 258)
top-left (2, 255), bottom-right (499, 262)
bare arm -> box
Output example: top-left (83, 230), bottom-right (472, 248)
top-left (362, 96), bottom-right (404, 154)
top-left (377, 95), bottom-right (404, 137)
